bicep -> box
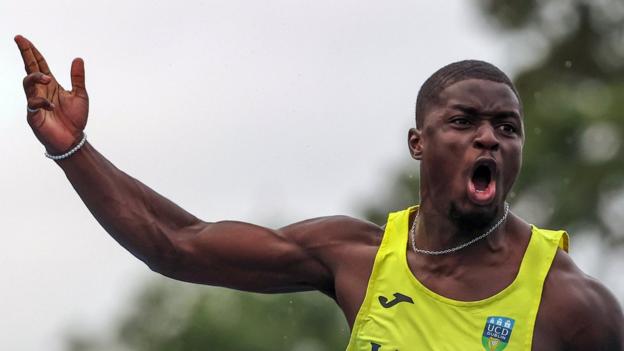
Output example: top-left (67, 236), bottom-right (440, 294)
top-left (157, 219), bottom-right (335, 294)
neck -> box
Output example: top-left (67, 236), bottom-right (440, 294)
top-left (413, 200), bottom-right (508, 255)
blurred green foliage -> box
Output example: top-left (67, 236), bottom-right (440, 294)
top-left (483, 0), bottom-right (624, 241)
top-left (66, 1), bottom-right (624, 350)
top-left (66, 280), bottom-right (349, 351)
top-left (366, 1), bottom-right (624, 244)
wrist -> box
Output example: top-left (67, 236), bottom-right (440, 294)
top-left (45, 133), bottom-right (87, 161)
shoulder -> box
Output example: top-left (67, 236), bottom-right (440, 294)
top-left (540, 249), bottom-right (623, 350)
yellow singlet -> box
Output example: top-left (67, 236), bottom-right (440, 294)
top-left (346, 206), bottom-right (569, 351)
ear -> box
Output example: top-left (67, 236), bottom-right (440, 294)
top-left (408, 127), bottom-right (423, 160)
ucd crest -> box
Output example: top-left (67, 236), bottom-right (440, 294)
top-left (481, 316), bottom-right (515, 351)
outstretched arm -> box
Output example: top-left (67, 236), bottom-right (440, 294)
top-left (57, 144), bottom-right (340, 294)
top-left (15, 36), bottom-right (363, 296)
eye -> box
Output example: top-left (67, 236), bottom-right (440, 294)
top-left (498, 123), bottom-right (518, 135)
top-left (450, 117), bottom-right (472, 127)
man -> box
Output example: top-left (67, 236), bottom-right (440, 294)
top-left (15, 34), bottom-right (623, 350)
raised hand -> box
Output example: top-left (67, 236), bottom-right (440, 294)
top-left (15, 35), bottom-right (89, 155)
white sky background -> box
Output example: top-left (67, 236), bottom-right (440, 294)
top-left (1, 1), bottom-right (622, 350)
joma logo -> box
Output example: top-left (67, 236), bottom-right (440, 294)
top-left (378, 292), bottom-right (414, 308)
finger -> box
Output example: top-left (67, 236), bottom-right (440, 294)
top-left (70, 58), bottom-right (87, 98)
top-left (26, 97), bottom-right (55, 128)
top-left (31, 45), bottom-right (52, 76)
top-left (27, 96), bottom-right (55, 111)
top-left (22, 72), bottom-right (52, 97)
top-left (14, 35), bottom-right (40, 74)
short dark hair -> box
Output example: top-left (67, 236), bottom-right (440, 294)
top-left (415, 60), bottom-right (520, 129)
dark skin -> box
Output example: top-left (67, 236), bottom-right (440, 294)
top-left (16, 35), bottom-right (623, 350)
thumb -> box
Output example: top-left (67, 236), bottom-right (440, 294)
top-left (70, 58), bottom-right (88, 98)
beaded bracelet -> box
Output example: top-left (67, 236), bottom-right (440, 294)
top-left (44, 133), bottom-right (87, 160)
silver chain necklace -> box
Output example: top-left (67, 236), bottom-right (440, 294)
top-left (410, 202), bottom-right (510, 255)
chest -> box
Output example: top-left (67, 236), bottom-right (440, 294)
top-left (406, 250), bottom-right (522, 301)
top-left (333, 244), bottom-right (521, 326)
top-left (336, 249), bottom-right (563, 351)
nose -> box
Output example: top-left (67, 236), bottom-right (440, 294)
top-left (473, 124), bottom-right (499, 151)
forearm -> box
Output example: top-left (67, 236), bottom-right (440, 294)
top-left (56, 141), bottom-right (202, 270)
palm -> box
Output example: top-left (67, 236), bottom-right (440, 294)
top-left (34, 77), bottom-right (88, 152)
top-left (16, 35), bottom-right (89, 154)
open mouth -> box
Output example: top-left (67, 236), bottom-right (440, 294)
top-left (473, 164), bottom-right (492, 191)
top-left (467, 159), bottom-right (497, 205)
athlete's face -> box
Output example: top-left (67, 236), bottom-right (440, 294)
top-left (409, 79), bottom-right (524, 229)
